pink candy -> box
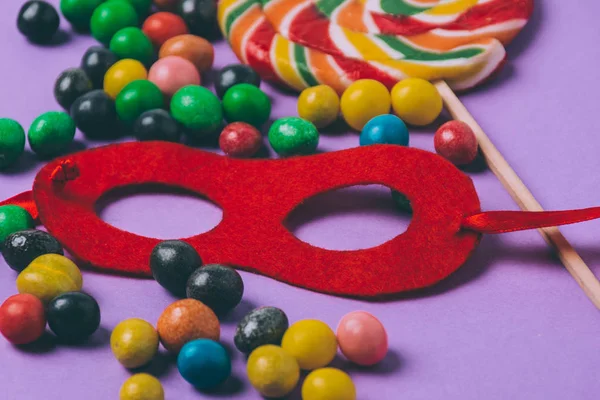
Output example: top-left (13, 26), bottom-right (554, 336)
top-left (148, 56), bottom-right (201, 98)
top-left (336, 311), bottom-right (388, 366)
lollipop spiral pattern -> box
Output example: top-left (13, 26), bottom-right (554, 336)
top-left (218, 0), bottom-right (534, 92)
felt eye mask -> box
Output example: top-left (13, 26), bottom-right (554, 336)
top-left (2, 141), bottom-right (600, 298)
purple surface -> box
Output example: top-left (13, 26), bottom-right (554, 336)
top-left (1, 1), bottom-right (599, 399)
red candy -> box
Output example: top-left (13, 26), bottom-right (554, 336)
top-left (0, 294), bottom-right (46, 345)
top-left (142, 12), bottom-right (189, 48)
top-left (219, 122), bottom-right (263, 158)
top-left (434, 120), bottom-right (478, 165)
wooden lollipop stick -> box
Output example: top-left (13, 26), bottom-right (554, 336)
top-left (434, 80), bottom-right (600, 310)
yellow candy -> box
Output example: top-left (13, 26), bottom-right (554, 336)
top-left (281, 319), bottom-right (337, 370)
top-left (111, 318), bottom-right (159, 369)
top-left (119, 373), bottom-right (164, 400)
top-left (391, 78), bottom-right (443, 126)
top-left (297, 85), bottom-right (340, 129)
top-left (247, 345), bottom-right (300, 398)
top-left (340, 79), bottom-right (390, 131)
top-left (302, 368), bottom-right (356, 400)
top-left (104, 59), bottom-right (148, 99)
top-left (17, 254), bottom-right (83, 303)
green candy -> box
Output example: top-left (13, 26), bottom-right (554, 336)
top-left (90, 1), bottom-right (138, 45)
top-left (268, 117), bottom-right (319, 157)
top-left (28, 112), bottom-right (76, 159)
top-left (170, 85), bottom-right (223, 137)
top-left (110, 27), bottom-right (154, 65)
top-left (0, 205), bottom-right (34, 243)
top-left (107, 0), bottom-right (152, 19)
top-left (116, 80), bottom-right (164, 124)
top-left (391, 190), bottom-right (412, 213)
top-left (0, 118), bottom-right (25, 169)
top-left (222, 84), bottom-right (271, 128)
top-left (60, 0), bottom-right (105, 31)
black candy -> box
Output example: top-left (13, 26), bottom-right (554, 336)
top-left (80, 46), bottom-right (118, 89)
top-left (234, 306), bottom-right (289, 354)
top-left (2, 229), bottom-right (63, 272)
top-left (186, 264), bottom-right (244, 315)
top-left (177, 0), bottom-right (218, 39)
top-left (133, 109), bottom-right (182, 143)
top-left (54, 68), bottom-right (93, 111)
top-left (47, 292), bottom-right (101, 344)
top-left (215, 64), bottom-right (261, 99)
top-left (70, 90), bottom-right (119, 140)
top-left (150, 240), bottom-right (202, 297)
top-left (17, 1), bottom-right (60, 44)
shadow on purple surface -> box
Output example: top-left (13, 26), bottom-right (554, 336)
top-left (507, 0), bottom-right (542, 59)
top-left (133, 350), bottom-right (176, 378)
top-left (195, 375), bottom-right (246, 397)
top-left (28, 29), bottom-right (71, 47)
top-left (220, 298), bottom-right (257, 325)
top-left (16, 331), bottom-right (57, 354)
top-left (330, 349), bottom-right (404, 376)
top-left (59, 325), bottom-right (111, 349)
top-left (0, 150), bottom-right (40, 175)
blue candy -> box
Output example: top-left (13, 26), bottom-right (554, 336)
top-left (359, 114), bottom-right (409, 147)
top-left (177, 339), bottom-right (231, 390)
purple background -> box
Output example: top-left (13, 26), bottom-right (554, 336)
top-left (1, 1), bottom-right (599, 399)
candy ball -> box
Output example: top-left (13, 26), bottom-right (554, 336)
top-left (90, 1), bottom-right (138, 45)
top-left (434, 120), bottom-right (479, 165)
top-left (148, 56), bottom-right (201, 98)
top-left (177, 339), bottom-right (231, 389)
top-left (215, 64), bottom-right (261, 99)
top-left (2, 229), bottom-right (63, 272)
top-left (71, 90), bottom-right (120, 140)
top-left (60, 0), bottom-right (104, 31)
top-left (159, 34), bottom-right (214, 73)
top-left (120, 373), bottom-right (164, 400)
top-left (341, 79), bottom-right (391, 131)
top-left (28, 111), bottom-right (76, 158)
top-left (47, 292), bottom-right (101, 343)
top-left (80, 46), bottom-right (118, 89)
top-left (150, 240), bottom-right (202, 296)
top-left (176, 0), bottom-right (218, 38)
top-left (53, 68), bottom-right (93, 111)
top-left (222, 84), bottom-right (271, 128)
top-left (219, 122), bottom-right (262, 158)
top-left (247, 345), bottom-right (300, 398)
top-left (170, 85), bottom-right (222, 137)
top-left (186, 264), bottom-right (244, 315)
top-left (142, 12), bottom-right (189, 48)
top-left (0, 205), bottom-right (35, 243)
top-left (116, 80), bottom-right (164, 124)
top-left (297, 85), bottom-right (340, 129)
top-left (336, 311), bottom-right (388, 366)
top-left (234, 306), bottom-right (289, 354)
top-left (17, 1), bottom-right (60, 44)
top-left (391, 78), bottom-right (443, 126)
top-left (133, 109), bottom-right (182, 142)
top-left (0, 118), bottom-right (26, 170)
top-left (111, 318), bottom-right (159, 369)
top-left (268, 117), bottom-right (319, 157)
top-left (0, 294), bottom-right (46, 345)
top-left (359, 114), bottom-right (409, 147)
top-left (110, 27), bottom-right (155, 66)
top-left (157, 299), bottom-right (220, 353)
top-left (104, 59), bottom-right (148, 99)
top-left (281, 319), bottom-right (337, 370)
top-left (17, 254), bottom-right (83, 303)
top-left (111, 0), bottom-right (153, 19)
top-left (302, 368), bottom-right (356, 400)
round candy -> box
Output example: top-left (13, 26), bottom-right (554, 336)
top-left (281, 319), bottom-right (337, 370)
top-left (186, 264), bottom-right (244, 315)
top-left (90, 1), bottom-right (138, 45)
top-left (47, 291), bottom-right (101, 343)
top-left (110, 27), bottom-right (155, 66)
top-left (0, 118), bottom-right (26, 170)
top-left (170, 85), bottom-right (222, 137)
top-left (219, 122), bottom-right (262, 158)
top-left (80, 46), bottom-right (118, 89)
top-left (142, 12), bottom-right (189, 48)
top-left (0, 205), bottom-right (35, 243)
top-left (28, 111), bottom-right (76, 158)
top-left (53, 68), bottom-right (93, 111)
top-left (71, 90), bottom-right (119, 140)
top-left (148, 56), bottom-right (201, 98)
top-left (176, 0), bottom-right (218, 38)
top-left (359, 114), bottom-right (409, 147)
top-left (159, 34), bottom-right (214, 73)
top-left (17, 1), bottom-right (60, 44)
top-left (2, 229), bottom-right (63, 272)
top-left (115, 80), bottom-right (164, 124)
top-left (104, 59), bottom-right (148, 99)
top-left (111, 0), bottom-right (153, 19)
top-left (150, 240), bottom-right (202, 296)
top-left (60, 0), bottom-right (104, 31)
top-left (177, 339), bottom-right (231, 389)
top-left (133, 109), bottom-right (182, 142)
top-left (268, 117), bottom-right (319, 157)
top-left (157, 299), bottom-right (220, 353)
top-left (111, 318), bottom-right (159, 369)
top-left (222, 84), bottom-right (271, 128)
top-left (391, 78), bottom-right (443, 126)
top-left (215, 64), bottom-right (260, 99)
top-left (120, 373), bottom-right (164, 400)
top-left (234, 306), bottom-right (289, 354)
top-left (17, 254), bottom-right (83, 303)
top-left (247, 345), bottom-right (300, 398)
top-left (340, 79), bottom-right (391, 131)
top-left (0, 294), bottom-right (46, 345)
top-left (297, 85), bottom-right (340, 129)
top-left (302, 368), bottom-right (356, 400)
top-left (434, 120), bottom-right (479, 165)
top-left (336, 311), bottom-right (388, 366)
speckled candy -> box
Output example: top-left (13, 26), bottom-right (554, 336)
top-left (219, 122), bottom-right (262, 158)
top-left (215, 64), bottom-right (260, 99)
top-left (222, 84), bottom-right (271, 128)
top-left (16, 254), bottom-right (83, 303)
top-left (47, 291), bottom-right (101, 343)
top-left (177, 339), bottom-right (231, 389)
top-left (80, 46), bottom-right (118, 89)
top-left (159, 34), bottom-right (214, 73)
top-left (359, 114), bottom-right (409, 147)
top-left (0, 294), bottom-right (46, 345)
top-left (186, 264), bottom-right (244, 315)
top-left (234, 306), bottom-right (289, 354)
top-left (170, 85), bottom-right (222, 137)
top-left (53, 68), bottom-right (93, 111)
top-left (281, 319), bottom-right (338, 370)
top-left (115, 80), bottom-right (164, 124)
top-left (434, 120), bottom-right (479, 165)
top-left (120, 374), bottom-right (164, 400)
top-left (90, 1), bottom-right (138, 45)
top-left (0, 205), bottom-right (34, 243)
top-left (142, 12), bottom-right (189, 48)
top-left (336, 311), bottom-right (388, 366)
top-left (28, 111), bottom-right (76, 158)
top-left (2, 229), bottom-right (63, 272)
top-left (268, 117), bottom-right (319, 157)
top-left (0, 119), bottom-right (26, 170)
top-left (148, 56), bottom-right (201, 98)
top-left (109, 27), bottom-right (155, 66)
top-left (111, 318), bottom-right (159, 368)
top-left (150, 240), bottom-right (202, 296)
top-left (247, 345), bottom-right (300, 398)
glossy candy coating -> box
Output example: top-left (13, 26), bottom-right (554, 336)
top-left (80, 46), bottom-right (118, 89)
top-left (71, 90), bottom-right (120, 140)
top-left (170, 85), bottom-right (222, 137)
top-left (0, 118), bottom-right (26, 170)
top-left (120, 374), bottom-right (164, 400)
top-left (115, 80), bottom-right (164, 124)
top-left (186, 264), bottom-right (244, 315)
top-left (150, 240), bottom-right (202, 296)
top-left (219, 122), bottom-right (262, 158)
top-left (341, 79), bottom-right (391, 131)
top-left (0, 205), bottom-right (35, 243)
top-left (215, 64), bottom-right (260, 99)
top-left (17, 254), bottom-right (83, 303)
top-left (247, 345), bottom-right (300, 398)
top-left (111, 318), bottom-right (159, 368)
top-left (159, 34), bottom-right (214, 73)
top-left (391, 78), bottom-right (443, 126)
top-left (2, 229), bottom-right (63, 272)
top-left (28, 111), bottom-right (76, 158)
top-left (47, 291), bottom-right (101, 343)
top-left (360, 115), bottom-right (409, 147)
top-left (177, 339), bottom-right (231, 389)
top-left (109, 0), bottom-right (153, 19)
top-left (90, 1), bottom-right (138, 45)
top-left (177, 0), bottom-right (218, 39)
top-left (103, 59), bottom-right (148, 99)
top-left (60, 0), bottom-right (104, 31)
top-left (234, 306), bottom-right (289, 354)
top-left (0, 294), bottom-right (46, 345)
top-left (297, 85), bottom-right (340, 129)
top-left (281, 319), bottom-right (337, 370)
top-left (133, 109), bottom-right (182, 142)
top-left (336, 311), bottom-right (388, 366)
top-left (142, 12), bottom-right (189, 48)
top-left (53, 68), bottom-right (93, 110)
top-left (268, 117), bottom-right (319, 157)
top-left (222, 84), bottom-right (271, 128)
top-left (302, 368), bottom-right (356, 400)
top-left (110, 27), bottom-right (155, 66)
top-left (148, 56), bottom-right (201, 98)
top-left (434, 120), bottom-right (479, 166)
top-left (17, 1), bottom-right (60, 44)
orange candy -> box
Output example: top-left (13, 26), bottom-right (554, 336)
top-left (159, 34), bottom-right (214, 73)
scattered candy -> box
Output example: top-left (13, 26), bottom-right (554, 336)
top-left (91, 0), bottom-right (139, 45)
top-left (0, 205), bottom-right (35, 243)
top-left (111, 318), bottom-right (159, 369)
top-left (215, 64), bottom-right (260, 99)
top-left (142, 12), bottom-right (189, 48)
top-left (0, 293), bottom-right (46, 345)
top-left (247, 345), bottom-right (300, 398)
top-left (268, 117), bottom-right (319, 157)
top-left (391, 78), bottom-right (443, 126)
top-left (336, 311), bottom-right (388, 366)
top-left (17, 254), bottom-right (83, 303)
top-left (157, 299), bottom-right (220, 353)
top-left (281, 319), bottom-right (337, 370)
top-left (297, 85), bottom-right (340, 129)
top-left (434, 120), bottom-right (479, 165)
top-left (71, 90), bottom-right (119, 140)
top-left (47, 291), bottom-right (101, 343)
top-left (53, 68), bottom-right (93, 111)
top-left (154, 0), bottom-right (178, 10)
top-left (2, 229), bottom-right (63, 272)
top-left (219, 122), bottom-right (262, 158)
top-left (110, 27), bottom-right (155, 66)
top-left (27, 111), bottom-right (76, 158)
top-left (150, 240), bottom-right (202, 296)
top-left (104, 59), bottom-right (148, 99)
top-left (222, 84), bottom-right (271, 128)
top-left (114, 0), bottom-right (153, 19)
top-left (359, 115), bottom-right (409, 147)
top-left (177, 339), bottom-right (231, 389)
top-left (17, 1), bottom-right (60, 44)
top-left (186, 264), bottom-right (244, 315)
top-left (119, 373), bottom-right (164, 400)
top-left (391, 190), bottom-right (412, 213)
top-left (80, 46), bottom-right (118, 89)
top-left (60, 0), bottom-right (104, 32)
top-left (302, 368), bottom-right (356, 400)
top-left (176, 0), bottom-right (218, 38)
top-left (159, 34), bottom-right (214, 73)
top-left (115, 79), bottom-right (164, 124)
top-left (234, 306), bottom-right (288, 354)
top-left (148, 56), bottom-right (201, 98)
top-left (133, 109), bottom-right (181, 142)
top-left (0, 118), bottom-right (25, 170)
top-left (341, 79), bottom-right (391, 131)
top-left (170, 85), bottom-right (222, 138)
